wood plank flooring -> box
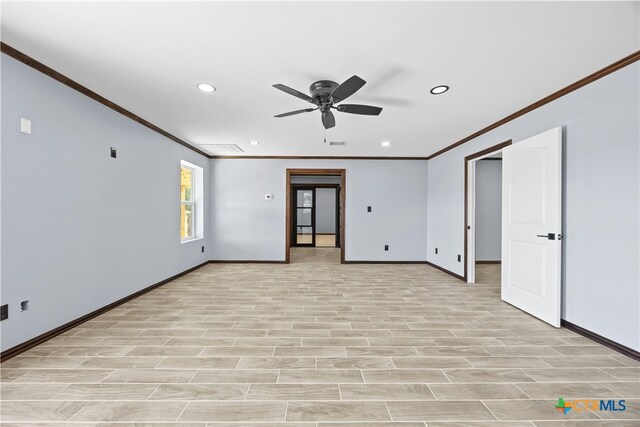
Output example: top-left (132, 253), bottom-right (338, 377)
top-left (295, 234), bottom-right (336, 247)
top-left (1, 247), bottom-right (638, 425)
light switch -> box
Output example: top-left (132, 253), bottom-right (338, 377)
top-left (20, 118), bottom-right (31, 134)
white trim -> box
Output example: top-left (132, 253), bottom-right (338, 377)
top-left (180, 236), bottom-right (204, 244)
top-left (180, 164), bottom-right (195, 241)
top-left (466, 160), bottom-right (476, 284)
top-left (466, 149), bottom-right (504, 284)
top-left (180, 160), bottom-right (204, 242)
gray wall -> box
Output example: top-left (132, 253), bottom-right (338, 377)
top-left (290, 176), bottom-right (341, 184)
top-left (209, 159), bottom-right (428, 261)
top-left (475, 160), bottom-right (502, 261)
top-left (0, 54), bottom-right (210, 351)
top-left (427, 62), bottom-right (639, 350)
top-left (315, 188), bottom-right (337, 234)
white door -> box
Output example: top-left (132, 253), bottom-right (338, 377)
top-left (502, 127), bottom-right (562, 327)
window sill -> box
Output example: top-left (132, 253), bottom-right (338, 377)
top-left (181, 237), bottom-right (204, 244)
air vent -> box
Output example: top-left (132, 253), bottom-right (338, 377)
top-left (329, 141), bottom-right (347, 146)
top-left (199, 144), bottom-right (245, 154)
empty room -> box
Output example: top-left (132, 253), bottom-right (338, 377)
top-left (1, 1), bottom-right (639, 425)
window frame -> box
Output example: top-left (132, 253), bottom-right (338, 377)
top-left (180, 164), bottom-right (196, 241)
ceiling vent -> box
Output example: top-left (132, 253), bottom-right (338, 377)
top-left (329, 141), bottom-right (347, 146)
top-left (199, 144), bottom-right (244, 154)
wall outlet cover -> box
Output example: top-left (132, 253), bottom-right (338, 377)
top-left (0, 304), bottom-right (8, 321)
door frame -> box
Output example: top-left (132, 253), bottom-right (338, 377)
top-left (464, 140), bottom-right (512, 282)
top-left (286, 169), bottom-right (346, 263)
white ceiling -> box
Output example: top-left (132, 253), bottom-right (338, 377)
top-left (2, 1), bottom-right (638, 157)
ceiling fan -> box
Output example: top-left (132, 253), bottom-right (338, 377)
top-left (272, 75), bottom-right (382, 129)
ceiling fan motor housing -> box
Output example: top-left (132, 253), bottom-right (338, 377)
top-left (309, 80), bottom-right (339, 102)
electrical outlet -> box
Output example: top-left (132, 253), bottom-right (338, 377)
top-left (21, 301), bottom-right (30, 311)
top-left (110, 147), bottom-right (117, 158)
top-left (201, 246), bottom-right (205, 253)
top-left (0, 304), bottom-right (8, 321)
top-left (384, 245), bottom-right (389, 251)
top-left (367, 206), bottom-right (372, 213)
top-left (457, 254), bottom-right (462, 262)
top-left (435, 248), bottom-right (438, 254)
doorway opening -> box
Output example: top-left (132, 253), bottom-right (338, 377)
top-left (291, 184), bottom-right (341, 248)
top-left (464, 128), bottom-right (563, 328)
top-left (286, 169), bottom-right (345, 263)
top-left (464, 140), bottom-right (512, 283)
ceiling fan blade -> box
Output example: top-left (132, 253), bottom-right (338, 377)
top-left (336, 104), bottom-right (383, 115)
top-left (330, 75), bottom-right (366, 102)
top-left (274, 108), bottom-right (317, 118)
top-left (272, 84), bottom-right (314, 103)
top-left (322, 111), bottom-right (336, 129)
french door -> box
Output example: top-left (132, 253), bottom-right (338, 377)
top-left (292, 187), bottom-right (316, 247)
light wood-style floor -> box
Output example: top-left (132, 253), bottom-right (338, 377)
top-left (1, 248), bottom-right (638, 425)
top-left (296, 234), bottom-right (336, 247)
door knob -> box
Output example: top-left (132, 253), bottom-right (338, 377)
top-left (536, 233), bottom-right (556, 240)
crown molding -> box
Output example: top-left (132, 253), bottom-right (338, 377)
top-left (3, 42), bottom-right (637, 161)
top-left (209, 155), bottom-right (428, 160)
top-left (1, 42), bottom-right (210, 158)
top-left (426, 50), bottom-right (640, 160)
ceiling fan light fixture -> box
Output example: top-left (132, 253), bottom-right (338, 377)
top-left (381, 141), bottom-right (391, 147)
top-left (197, 83), bottom-right (216, 93)
top-left (272, 75), bottom-right (382, 129)
top-left (430, 85), bottom-right (449, 95)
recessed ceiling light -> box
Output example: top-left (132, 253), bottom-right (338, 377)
top-left (250, 140), bottom-right (260, 146)
top-left (430, 85), bottom-right (449, 95)
top-left (197, 83), bottom-right (216, 93)
top-left (381, 141), bottom-right (391, 147)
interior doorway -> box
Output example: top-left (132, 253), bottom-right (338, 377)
top-left (286, 169), bottom-right (345, 263)
top-left (465, 128), bottom-right (563, 327)
top-left (465, 140), bottom-right (512, 283)
top-left (291, 184), bottom-right (341, 248)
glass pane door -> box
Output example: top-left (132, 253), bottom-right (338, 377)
top-left (294, 188), bottom-right (315, 246)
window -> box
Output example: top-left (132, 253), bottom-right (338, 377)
top-left (180, 165), bottom-right (195, 240)
top-left (180, 160), bottom-right (204, 242)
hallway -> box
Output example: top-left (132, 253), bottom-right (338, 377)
top-left (1, 250), bottom-right (637, 424)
